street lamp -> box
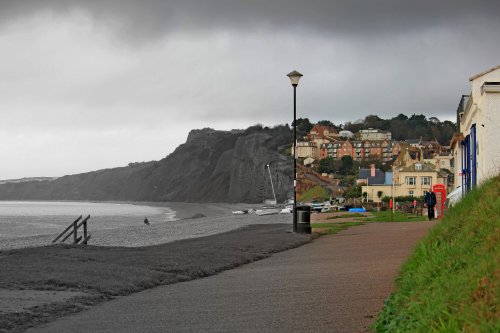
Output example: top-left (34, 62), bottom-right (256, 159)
top-left (287, 70), bottom-right (303, 232)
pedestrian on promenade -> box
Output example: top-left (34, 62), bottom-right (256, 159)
top-left (424, 191), bottom-right (436, 221)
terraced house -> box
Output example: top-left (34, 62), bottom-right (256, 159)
top-left (319, 139), bottom-right (401, 162)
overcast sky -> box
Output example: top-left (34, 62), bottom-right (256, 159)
top-left (1, 1), bottom-right (499, 179)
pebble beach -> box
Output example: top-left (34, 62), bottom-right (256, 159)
top-left (0, 203), bottom-right (292, 250)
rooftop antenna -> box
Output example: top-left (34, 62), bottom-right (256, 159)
top-left (266, 163), bottom-right (277, 204)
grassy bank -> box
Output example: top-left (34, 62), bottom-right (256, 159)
top-left (365, 211), bottom-right (427, 222)
top-left (0, 224), bottom-right (311, 332)
top-left (374, 176), bottom-right (500, 332)
top-left (311, 222), bottom-right (364, 235)
top-left (298, 185), bottom-right (329, 202)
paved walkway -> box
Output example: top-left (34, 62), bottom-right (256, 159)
top-left (28, 222), bottom-right (435, 333)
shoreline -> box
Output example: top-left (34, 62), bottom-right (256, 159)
top-left (0, 202), bottom-right (291, 251)
top-left (0, 199), bottom-right (263, 220)
top-left (129, 201), bottom-right (263, 220)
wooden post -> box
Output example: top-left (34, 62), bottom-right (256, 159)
top-left (52, 215), bottom-right (82, 243)
top-left (73, 220), bottom-right (78, 244)
top-left (83, 220), bottom-right (88, 245)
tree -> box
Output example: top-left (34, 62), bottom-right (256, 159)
top-left (394, 113), bottom-right (408, 121)
top-left (377, 191), bottom-right (383, 200)
top-left (293, 118), bottom-right (313, 138)
top-left (429, 116), bottom-right (440, 124)
top-left (339, 175), bottom-right (357, 187)
top-left (345, 185), bottom-right (362, 199)
top-left (340, 155), bottom-right (354, 175)
top-left (343, 119), bottom-right (365, 133)
top-left (364, 114), bottom-right (383, 128)
top-left (318, 157), bottom-right (335, 174)
top-left (317, 120), bottom-right (334, 127)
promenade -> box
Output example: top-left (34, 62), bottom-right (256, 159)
top-left (27, 222), bottom-right (435, 333)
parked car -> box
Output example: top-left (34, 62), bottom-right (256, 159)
top-left (446, 186), bottom-right (463, 208)
top-left (311, 202), bottom-right (324, 213)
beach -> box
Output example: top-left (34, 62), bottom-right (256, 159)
top-left (0, 201), bottom-right (301, 332)
top-left (0, 202), bottom-right (290, 250)
top-left (0, 219), bottom-right (310, 332)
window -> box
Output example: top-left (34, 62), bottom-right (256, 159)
top-left (406, 177), bottom-right (416, 185)
top-left (415, 163), bottom-right (422, 171)
top-left (409, 190), bottom-right (414, 196)
top-left (421, 177), bottom-right (432, 186)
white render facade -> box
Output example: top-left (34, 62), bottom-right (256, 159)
top-left (359, 128), bottom-right (392, 141)
top-left (296, 141), bottom-right (319, 159)
top-left (455, 65), bottom-right (500, 192)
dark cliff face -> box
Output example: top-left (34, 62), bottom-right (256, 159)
top-left (0, 126), bottom-right (293, 203)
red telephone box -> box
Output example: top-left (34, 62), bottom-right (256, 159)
top-left (432, 184), bottom-right (446, 219)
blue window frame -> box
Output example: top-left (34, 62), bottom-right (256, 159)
top-left (461, 124), bottom-right (477, 195)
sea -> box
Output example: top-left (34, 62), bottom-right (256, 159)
top-left (0, 201), bottom-right (176, 239)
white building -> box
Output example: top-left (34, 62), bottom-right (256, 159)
top-left (339, 130), bottom-right (354, 139)
top-left (304, 157), bottom-right (315, 166)
top-left (451, 65), bottom-right (500, 193)
top-left (295, 141), bottom-right (319, 159)
top-left (359, 128), bottom-right (392, 141)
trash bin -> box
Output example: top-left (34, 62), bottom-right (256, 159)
top-left (295, 205), bottom-right (311, 234)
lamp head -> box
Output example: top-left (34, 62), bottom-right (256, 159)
top-left (287, 70), bottom-right (303, 86)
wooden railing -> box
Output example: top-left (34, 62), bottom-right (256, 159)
top-left (52, 215), bottom-right (91, 245)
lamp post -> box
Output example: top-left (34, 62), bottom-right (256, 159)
top-left (287, 70), bottom-right (303, 232)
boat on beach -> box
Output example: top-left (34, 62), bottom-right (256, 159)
top-left (254, 208), bottom-right (281, 216)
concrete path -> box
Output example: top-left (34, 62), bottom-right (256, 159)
top-left (28, 222), bottom-right (435, 333)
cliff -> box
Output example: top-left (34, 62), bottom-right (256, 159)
top-left (0, 125), bottom-right (293, 203)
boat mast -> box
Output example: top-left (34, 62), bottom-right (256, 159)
top-left (266, 163), bottom-right (277, 204)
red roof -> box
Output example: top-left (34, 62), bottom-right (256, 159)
top-left (310, 125), bottom-right (337, 137)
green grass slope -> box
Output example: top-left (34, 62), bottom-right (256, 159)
top-left (298, 185), bottom-right (329, 202)
top-left (374, 176), bottom-right (500, 332)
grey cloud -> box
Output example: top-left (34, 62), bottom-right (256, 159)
top-left (1, 0), bottom-right (499, 43)
top-left (1, 0), bottom-right (500, 179)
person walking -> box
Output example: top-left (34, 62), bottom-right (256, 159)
top-left (424, 191), bottom-right (437, 221)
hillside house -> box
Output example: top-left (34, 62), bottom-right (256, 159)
top-left (359, 128), bottom-right (392, 141)
top-left (339, 130), bottom-right (354, 138)
top-left (357, 164), bottom-right (385, 185)
top-left (307, 125), bottom-right (337, 149)
top-left (296, 141), bottom-right (319, 159)
top-left (362, 162), bottom-right (443, 202)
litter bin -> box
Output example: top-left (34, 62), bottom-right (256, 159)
top-left (295, 205), bottom-right (311, 234)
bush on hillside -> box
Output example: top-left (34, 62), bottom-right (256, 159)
top-left (381, 195), bottom-right (424, 203)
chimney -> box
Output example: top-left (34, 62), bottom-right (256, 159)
top-left (370, 164), bottom-right (376, 177)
